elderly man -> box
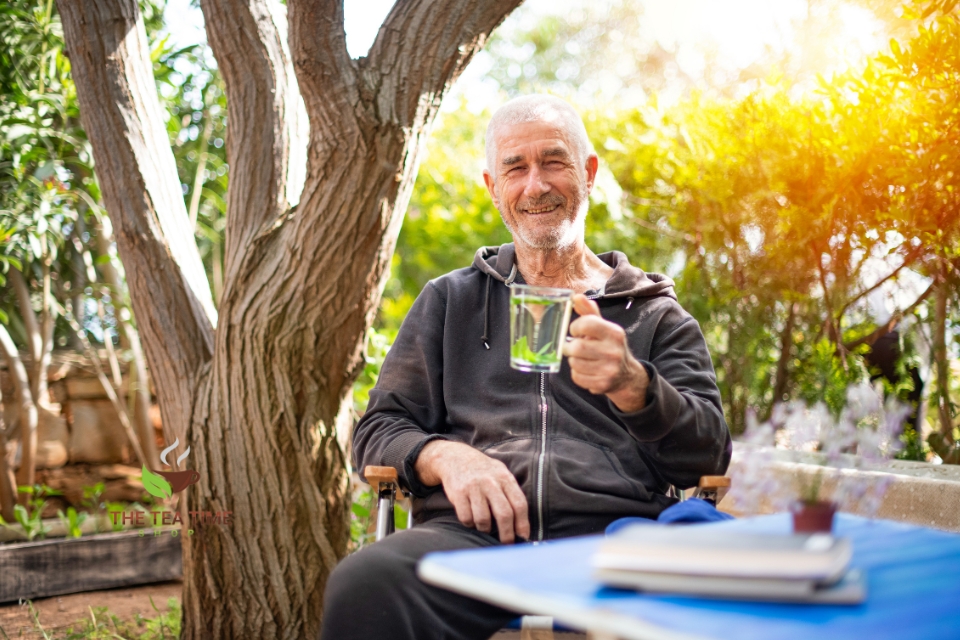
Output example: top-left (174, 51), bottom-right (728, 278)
top-left (320, 95), bottom-right (731, 640)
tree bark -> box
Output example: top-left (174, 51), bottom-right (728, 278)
top-left (0, 326), bottom-right (38, 491)
top-left (60, 0), bottom-right (523, 637)
top-left (0, 423), bottom-right (15, 523)
top-left (933, 263), bottom-right (955, 443)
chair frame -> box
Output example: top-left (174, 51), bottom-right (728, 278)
top-left (362, 465), bottom-right (730, 543)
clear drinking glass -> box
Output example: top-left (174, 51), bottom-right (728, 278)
top-left (509, 284), bottom-right (573, 373)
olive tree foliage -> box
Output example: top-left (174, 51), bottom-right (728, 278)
top-left (56, 0), bottom-right (524, 637)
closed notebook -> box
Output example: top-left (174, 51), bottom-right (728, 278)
top-left (594, 567), bottom-right (866, 604)
top-left (593, 526), bottom-right (852, 581)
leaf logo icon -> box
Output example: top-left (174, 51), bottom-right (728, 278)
top-left (142, 465), bottom-right (173, 499)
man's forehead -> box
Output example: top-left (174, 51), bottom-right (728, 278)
top-left (495, 119), bottom-right (574, 162)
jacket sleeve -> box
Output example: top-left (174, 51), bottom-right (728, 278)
top-left (608, 312), bottom-right (732, 489)
top-left (353, 282), bottom-right (449, 497)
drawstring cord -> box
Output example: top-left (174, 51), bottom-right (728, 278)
top-left (626, 297), bottom-right (635, 309)
top-left (481, 274), bottom-right (492, 350)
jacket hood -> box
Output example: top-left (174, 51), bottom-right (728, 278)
top-left (472, 243), bottom-right (677, 301)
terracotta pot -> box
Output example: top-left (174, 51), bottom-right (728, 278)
top-left (153, 469), bottom-right (200, 493)
top-left (791, 500), bottom-right (837, 533)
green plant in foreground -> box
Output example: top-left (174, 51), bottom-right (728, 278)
top-left (56, 507), bottom-right (88, 539)
top-left (81, 482), bottom-right (109, 533)
top-left (0, 484), bottom-right (61, 541)
top-left (106, 502), bottom-right (127, 532)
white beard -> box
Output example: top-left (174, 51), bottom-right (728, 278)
top-left (495, 184), bottom-right (588, 251)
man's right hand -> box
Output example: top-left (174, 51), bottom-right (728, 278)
top-left (415, 440), bottom-right (530, 544)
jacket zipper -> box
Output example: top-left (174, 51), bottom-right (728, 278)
top-left (535, 293), bottom-right (601, 542)
top-left (536, 372), bottom-right (547, 541)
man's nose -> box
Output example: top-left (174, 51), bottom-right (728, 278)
top-left (523, 164), bottom-right (550, 198)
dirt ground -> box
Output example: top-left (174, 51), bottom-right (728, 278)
top-left (0, 580), bottom-right (182, 639)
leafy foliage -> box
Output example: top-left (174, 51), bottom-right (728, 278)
top-left (373, 1), bottom-right (960, 445)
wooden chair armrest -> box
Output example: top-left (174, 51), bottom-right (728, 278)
top-left (698, 476), bottom-right (731, 489)
top-left (364, 465), bottom-right (399, 493)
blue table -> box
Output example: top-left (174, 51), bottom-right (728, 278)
top-left (418, 514), bottom-right (960, 640)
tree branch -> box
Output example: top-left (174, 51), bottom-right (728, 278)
top-left (366, 0), bottom-right (525, 128)
top-left (65, 312), bottom-right (148, 470)
top-left (287, 0), bottom-right (356, 144)
top-left (834, 245), bottom-right (923, 321)
top-left (200, 0), bottom-right (307, 284)
top-left (58, 0), bottom-right (216, 439)
top-left (9, 268), bottom-right (41, 366)
top-left (843, 279), bottom-right (937, 351)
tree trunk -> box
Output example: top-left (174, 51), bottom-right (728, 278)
top-left (770, 301), bottom-right (797, 414)
top-left (0, 325), bottom-right (38, 491)
top-left (933, 263), bottom-right (955, 447)
top-left (60, 0), bottom-right (523, 637)
top-left (0, 424), bottom-right (15, 523)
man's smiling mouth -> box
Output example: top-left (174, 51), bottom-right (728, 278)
top-left (523, 204), bottom-right (560, 214)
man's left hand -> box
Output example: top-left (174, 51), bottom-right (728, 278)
top-left (562, 294), bottom-right (649, 412)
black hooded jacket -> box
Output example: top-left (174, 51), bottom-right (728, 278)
top-left (354, 243), bottom-right (731, 540)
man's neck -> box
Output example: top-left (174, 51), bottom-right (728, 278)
top-left (514, 239), bottom-right (613, 294)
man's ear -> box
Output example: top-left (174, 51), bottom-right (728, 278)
top-left (483, 170), bottom-right (498, 205)
top-left (584, 154), bottom-right (599, 193)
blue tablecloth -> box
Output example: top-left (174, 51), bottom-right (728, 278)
top-left (418, 514), bottom-right (960, 640)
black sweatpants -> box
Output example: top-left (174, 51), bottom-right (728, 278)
top-left (320, 521), bottom-right (518, 640)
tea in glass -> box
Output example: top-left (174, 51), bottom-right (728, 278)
top-left (509, 284), bottom-right (573, 373)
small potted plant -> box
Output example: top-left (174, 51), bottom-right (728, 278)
top-left (731, 382), bottom-right (910, 533)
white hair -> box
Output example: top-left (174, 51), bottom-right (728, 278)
top-left (484, 94), bottom-right (594, 174)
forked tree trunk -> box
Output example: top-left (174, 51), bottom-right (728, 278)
top-left (59, 1), bottom-right (523, 637)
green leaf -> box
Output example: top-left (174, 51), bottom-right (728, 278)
top-left (141, 465), bottom-right (172, 499)
top-left (536, 340), bottom-right (554, 356)
top-left (27, 232), bottom-right (42, 258)
top-left (14, 504), bottom-right (29, 529)
top-left (351, 502), bottom-right (370, 518)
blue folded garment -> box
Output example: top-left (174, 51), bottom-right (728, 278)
top-left (605, 498), bottom-right (735, 535)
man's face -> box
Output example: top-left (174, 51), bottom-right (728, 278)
top-left (483, 117), bottom-right (598, 251)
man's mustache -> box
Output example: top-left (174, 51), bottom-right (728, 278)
top-left (516, 194), bottom-right (566, 212)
